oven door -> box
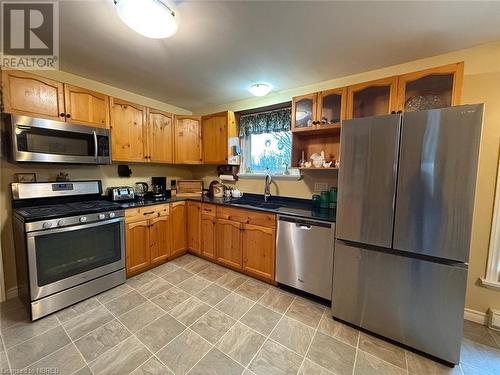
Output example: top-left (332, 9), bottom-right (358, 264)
top-left (9, 115), bottom-right (111, 164)
top-left (26, 218), bottom-right (125, 300)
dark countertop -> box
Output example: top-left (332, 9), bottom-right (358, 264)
top-left (118, 193), bottom-right (336, 223)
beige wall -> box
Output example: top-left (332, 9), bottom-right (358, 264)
top-left (196, 41), bottom-right (500, 315)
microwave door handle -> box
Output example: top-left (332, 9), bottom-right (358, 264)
top-left (93, 131), bottom-right (98, 160)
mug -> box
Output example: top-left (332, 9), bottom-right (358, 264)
top-left (231, 189), bottom-right (243, 198)
top-left (224, 189), bottom-right (232, 198)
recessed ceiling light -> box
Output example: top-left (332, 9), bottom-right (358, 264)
top-left (114, 0), bottom-right (178, 39)
top-left (248, 83), bottom-right (272, 97)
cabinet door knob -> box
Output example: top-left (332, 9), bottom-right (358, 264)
top-left (65, 113), bottom-right (71, 118)
top-left (59, 113), bottom-right (66, 117)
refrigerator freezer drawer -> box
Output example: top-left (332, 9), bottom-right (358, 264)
top-left (276, 216), bottom-right (335, 299)
top-left (332, 241), bottom-right (467, 364)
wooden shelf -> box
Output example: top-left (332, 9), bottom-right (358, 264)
top-left (297, 167), bottom-right (338, 171)
top-left (292, 124), bottom-right (341, 136)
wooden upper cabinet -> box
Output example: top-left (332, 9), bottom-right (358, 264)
top-left (187, 202), bottom-right (201, 254)
top-left (397, 62), bottom-right (464, 112)
top-left (148, 108), bottom-right (173, 163)
top-left (347, 76), bottom-right (398, 119)
top-left (317, 87), bottom-right (347, 126)
top-left (292, 93), bottom-right (317, 130)
top-left (174, 116), bottom-right (202, 164)
top-left (242, 224), bottom-right (276, 281)
top-left (1, 70), bottom-right (64, 120)
top-left (110, 97), bottom-right (147, 162)
top-left (202, 112), bottom-right (232, 164)
top-left (125, 219), bottom-right (150, 276)
top-left (63, 84), bottom-right (110, 128)
top-left (171, 201), bottom-right (187, 256)
top-left (216, 218), bottom-right (242, 269)
top-left (149, 215), bottom-right (171, 265)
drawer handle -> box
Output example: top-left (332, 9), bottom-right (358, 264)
top-left (143, 211), bottom-right (155, 215)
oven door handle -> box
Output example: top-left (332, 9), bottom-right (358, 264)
top-left (93, 130), bottom-right (98, 160)
top-left (26, 217), bottom-right (124, 237)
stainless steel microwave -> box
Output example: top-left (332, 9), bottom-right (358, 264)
top-left (4, 115), bottom-right (111, 164)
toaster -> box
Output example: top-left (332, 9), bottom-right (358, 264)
top-left (107, 186), bottom-right (135, 201)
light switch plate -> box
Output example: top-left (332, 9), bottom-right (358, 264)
top-left (314, 182), bottom-right (329, 192)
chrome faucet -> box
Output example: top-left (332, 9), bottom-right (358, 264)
top-left (264, 170), bottom-right (272, 202)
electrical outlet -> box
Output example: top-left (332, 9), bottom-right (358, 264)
top-left (314, 182), bottom-right (329, 192)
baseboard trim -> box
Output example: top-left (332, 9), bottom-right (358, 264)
top-left (464, 308), bottom-right (488, 325)
top-left (5, 286), bottom-right (19, 300)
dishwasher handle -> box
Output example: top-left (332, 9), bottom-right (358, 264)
top-left (278, 215), bottom-right (332, 229)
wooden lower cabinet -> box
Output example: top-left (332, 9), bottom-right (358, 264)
top-left (187, 202), bottom-right (201, 254)
top-left (201, 214), bottom-right (216, 259)
top-left (242, 224), bottom-right (276, 280)
top-left (149, 215), bottom-right (171, 265)
top-left (215, 218), bottom-right (242, 269)
top-left (125, 219), bottom-right (151, 275)
top-left (171, 202), bottom-right (187, 256)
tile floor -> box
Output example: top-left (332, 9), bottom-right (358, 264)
top-left (0, 254), bottom-right (499, 375)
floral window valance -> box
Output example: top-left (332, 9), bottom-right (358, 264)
top-left (239, 108), bottom-right (291, 137)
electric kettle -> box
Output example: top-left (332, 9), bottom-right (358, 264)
top-left (134, 182), bottom-right (148, 199)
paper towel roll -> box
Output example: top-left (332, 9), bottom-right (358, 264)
top-left (220, 174), bottom-right (236, 182)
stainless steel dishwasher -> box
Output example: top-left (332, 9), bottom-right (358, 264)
top-left (276, 215), bottom-right (335, 299)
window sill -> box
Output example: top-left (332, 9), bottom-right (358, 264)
top-left (479, 278), bottom-right (500, 291)
top-left (238, 173), bottom-right (302, 181)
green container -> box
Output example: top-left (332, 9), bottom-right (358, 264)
top-left (312, 194), bottom-right (321, 209)
top-left (320, 191), bottom-right (330, 209)
top-left (329, 187), bottom-right (337, 210)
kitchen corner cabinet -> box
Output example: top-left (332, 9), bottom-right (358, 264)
top-left (397, 62), bottom-right (464, 112)
top-left (110, 98), bottom-right (147, 162)
top-left (171, 201), bottom-right (187, 256)
top-left (242, 224), bottom-right (276, 280)
top-left (174, 116), bottom-right (203, 164)
top-left (147, 108), bottom-right (174, 163)
top-left (216, 218), bottom-right (243, 269)
top-left (2, 70), bottom-right (65, 121)
top-left (202, 111), bottom-right (238, 165)
top-left (187, 202), bottom-right (201, 254)
top-left (347, 76), bottom-right (398, 119)
top-left (63, 84), bottom-right (110, 128)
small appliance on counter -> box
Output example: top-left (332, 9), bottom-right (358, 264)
top-left (107, 186), bottom-right (135, 201)
top-left (149, 177), bottom-right (168, 199)
top-left (208, 180), bottom-right (224, 198)
top-left (134, 182), bottom-right (148, 199)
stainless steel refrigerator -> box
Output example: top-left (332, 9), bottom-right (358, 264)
top-left (332, 104), bottom-right (484, 365)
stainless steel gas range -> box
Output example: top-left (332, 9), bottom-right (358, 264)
top-left (12, 180), bottom-right (126, 320)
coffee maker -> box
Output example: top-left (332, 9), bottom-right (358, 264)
top-left (149, 177), bottom-right (169, 199)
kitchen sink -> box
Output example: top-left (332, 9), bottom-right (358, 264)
top-left (229, 198), bottom-right (283, 210)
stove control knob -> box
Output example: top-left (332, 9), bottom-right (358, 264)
top-left (80, 216), bottom-right (87, 223)
top-left (57, 220), bottom-right (66, 226)
top-left (42, 222), bottom-right (52, 229)
top-left (109, 212), bottom-right (116, 218)
top-left (98, 213), bottom-right (106, 220)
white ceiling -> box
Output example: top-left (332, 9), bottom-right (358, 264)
top-left (59, 1), bottom-right (500, 111)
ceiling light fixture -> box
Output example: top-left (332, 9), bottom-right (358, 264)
top-left (248, 83), bottom-right (272, 97)
top-left (114, 0), bottom-right (178, 39)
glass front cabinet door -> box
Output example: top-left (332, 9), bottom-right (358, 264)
top-left (292, 93), bottom-right (317, 130)
top-left (317, 88), bottom-right (347, 127)
top-left (347, 77), bottom-right (398, 119)
top-left (397, 62), bottom-right (464, 112)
